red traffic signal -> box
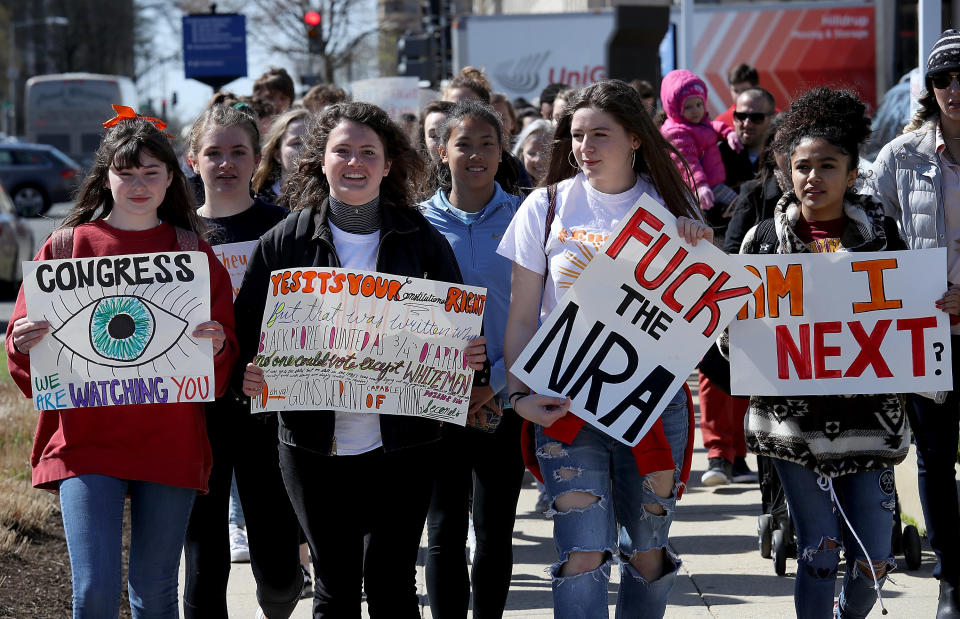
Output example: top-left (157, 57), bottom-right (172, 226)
top-left (304, 11), bottom-right (322, 26)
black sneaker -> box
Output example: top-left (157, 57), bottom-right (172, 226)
top-left (701, 457), bottom-right (732, 486)
top-left (732, 457), bottom-right (759, 483)
top-left (300, 564), bottom-right (312, 600)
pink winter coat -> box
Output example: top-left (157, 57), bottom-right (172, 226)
top-left (659, 69), bottom-right (731, 189)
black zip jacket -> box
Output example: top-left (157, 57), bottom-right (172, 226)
top-left (234, 198), bottom-right (469, 455)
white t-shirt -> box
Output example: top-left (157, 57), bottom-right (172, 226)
top-left (497, 172), bottom-right (661, 321)
top-left (329, 222), bottom-right (383, 455)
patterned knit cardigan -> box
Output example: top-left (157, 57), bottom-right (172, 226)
top-left (734, 192), bottom-right (910, 478)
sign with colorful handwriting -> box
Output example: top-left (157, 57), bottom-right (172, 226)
top-left (212, 241), bottom-right (257, 300)
top-left (23, 252), bottom-right (214, 411)
top-left (729, 250), bottom-right (952, 396)
top-left (250, 268), bottom-right (485, 425)
top-left (511, 194), bottom-right (761, 446)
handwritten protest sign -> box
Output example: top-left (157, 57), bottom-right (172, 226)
top-left (250, 268), bottom-right (485, 425)
top-left (23, 252), bottom-right (214, 411)
top-left (729, 249), bottom-right (952, 396)
top-left (212, 240), bottom-right (257, 300)
top-left (511, 194), bottom-right (761, 446)
top-left (350, 77), bottom-right (419, 122)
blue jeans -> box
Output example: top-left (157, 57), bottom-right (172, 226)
top-left (228, 471), bottom-right (245, 527)
top-left (59, 474), bottom-right (196, 619)
top-left (773, 459), bottom-right (895, 619)
top-left (535, 388), bottom-right (688, 619)
top-left (906, 339), bottom-right (960, 585)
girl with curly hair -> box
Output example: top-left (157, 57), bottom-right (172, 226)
top-left (738, 87), bottom-right (908, 618)
top-left (232, 101), bottom-right (487, 617)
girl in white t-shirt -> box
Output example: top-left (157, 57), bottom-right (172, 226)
top-left (499, 79), bottom-right (710, 618)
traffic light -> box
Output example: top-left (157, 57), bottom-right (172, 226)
top-left (304, 11), bottom-right (322, 54)
top-left (398, 33), bottom-right (436, 83)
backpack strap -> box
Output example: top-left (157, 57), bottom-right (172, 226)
top-left (175, 226), bottom-right (199, 251)
top-left (543, 184), bottom-right (558, 248)
top-left (51, 228), bottom-right (74, 259)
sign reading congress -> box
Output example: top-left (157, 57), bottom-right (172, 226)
top-left (23, 252), bottom-right (215, 411)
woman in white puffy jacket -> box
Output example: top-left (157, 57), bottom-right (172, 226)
top-left (867, 29), bottom-right (960, 618)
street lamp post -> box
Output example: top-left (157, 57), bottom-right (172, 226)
top-left (6, 16), bottom-right (69, 136)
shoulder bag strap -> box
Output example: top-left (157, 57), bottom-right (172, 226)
top-left (175, 226), bottom-right (199, 251)
top-left (51, 228), bottom-right (74, 259)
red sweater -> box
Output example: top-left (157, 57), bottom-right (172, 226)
top-left (6, 220), bottom-right (238, 492)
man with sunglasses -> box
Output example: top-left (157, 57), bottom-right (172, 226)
top-left (719, 88), bottom-right (777, 193)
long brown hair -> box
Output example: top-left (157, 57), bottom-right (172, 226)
top-left (280, 102), bottom-right (425, 211)
top-left (904, 83), bottom-right (939, 132)
top-left (544, 80), bottom-right (699, 219)
top-left (252, 107), bottom-right (313, 193)
top-left (62, 118), bottom-right (204, 234)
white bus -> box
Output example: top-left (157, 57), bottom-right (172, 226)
top-left (25, 73), bottom-right (137, 168)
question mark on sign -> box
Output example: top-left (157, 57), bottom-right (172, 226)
top-left (933, 342), bottom-right (945, 376)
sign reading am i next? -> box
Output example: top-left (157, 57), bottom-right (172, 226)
top-left (729, 250), bottom-right (952, 396)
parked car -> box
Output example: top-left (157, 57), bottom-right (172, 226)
top-left (0, 142), bottom-right (80, 216)
top-left (0, 183), bottom-right (35, 296)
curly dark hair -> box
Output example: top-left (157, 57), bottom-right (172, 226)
top-left (62, 117), bottom-right (204, 235)
top-left (772, 87), bottom-right (871, 173)
top-left (433, 99), bottom-right (504, 194)
top-left (544, 80), bottom-right (700, 219)
top-left (279, 102), bottom-right (425, 211)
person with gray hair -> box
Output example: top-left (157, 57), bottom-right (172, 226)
top-left (512, 119), bottom-right (554, 187)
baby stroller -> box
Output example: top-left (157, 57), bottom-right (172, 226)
top-left (755, 455), bottom-right (923, 576)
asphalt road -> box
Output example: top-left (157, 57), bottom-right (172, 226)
top-left (0, 201), bottom-right (70, 328)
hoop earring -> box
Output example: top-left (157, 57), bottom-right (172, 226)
top-left (568, 151), bottom-right (579, 169)
top-left (631, 149), bottom-right (637, 168)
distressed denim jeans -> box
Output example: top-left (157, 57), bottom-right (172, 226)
top-left (535, 388), bottom-right (688, 619)
top-left (773, 459), bottom-right (895, 619)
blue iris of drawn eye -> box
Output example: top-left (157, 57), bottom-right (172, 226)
top-left (89, 297), bottom-right (155, 362)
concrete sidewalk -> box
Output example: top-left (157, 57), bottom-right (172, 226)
top-left (187, 377), bottom-right (941, 617)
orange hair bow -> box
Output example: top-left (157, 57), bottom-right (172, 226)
top-left (102, 104), bottom-right (169, 133)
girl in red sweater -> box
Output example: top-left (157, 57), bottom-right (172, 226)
top-left (6, 113), bottom-right (237, 618)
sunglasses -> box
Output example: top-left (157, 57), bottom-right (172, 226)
top-left (733, 111), bottom-right (771, 123)
top-left (931, 73), bottom-right (960, 90)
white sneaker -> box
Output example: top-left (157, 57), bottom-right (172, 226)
top-left (467, 515), bottom-right (477, 564)
top-left (229, 524), bottom-right (250, 563)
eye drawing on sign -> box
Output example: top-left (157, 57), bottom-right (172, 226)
top-left (45, 282), bottom-right (201, 374)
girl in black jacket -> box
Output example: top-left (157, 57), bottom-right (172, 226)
top-left (234, 102), bottom-right (486, 618)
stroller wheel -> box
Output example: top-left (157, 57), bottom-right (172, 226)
top-left (758, 514), bottom-right (773, 559)
top-left (903, 525), bottom-right (922, 570)
top-left (772, 528), bottom-right (788, 576)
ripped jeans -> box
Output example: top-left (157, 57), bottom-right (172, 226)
top-left (773, 459), bottom-right (896, 619)
top-left (535, 388), bottom-right (688, 619)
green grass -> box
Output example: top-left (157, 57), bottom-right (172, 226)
top-left (901, 512), bottom-right (927, 538)
top-left (0, 345), bottom-right (10, 383)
